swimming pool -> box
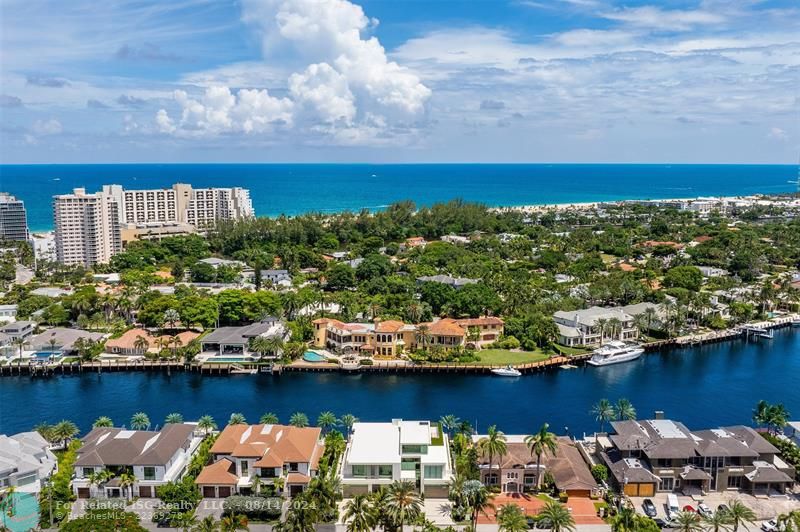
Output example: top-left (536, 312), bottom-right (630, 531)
top-left (33, 351), bottom-right (60, 360)
top-left (1, 491), bottom-right (39, 532)
top-left (207, 357), bottom-right (256, 363)
top-left (302, 351), bottom-right (327, 363)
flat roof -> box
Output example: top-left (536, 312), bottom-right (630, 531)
top-left (347, 423), bottom-right (400, 464)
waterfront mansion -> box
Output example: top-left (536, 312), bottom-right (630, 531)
top-left (340, 419), bottom-right (452, 497)
top-left (598, 417), bottom-right (796, 497)
top-left (312, 316), bottom-right (504, 356)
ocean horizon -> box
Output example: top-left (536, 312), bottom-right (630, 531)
top-left (1, 163), bottom-right (797, 232)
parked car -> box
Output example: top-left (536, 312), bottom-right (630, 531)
top-left (643, 499), bottom-right (658, 518)
top-left (717, 504), bottom-right (730, 516)
top-left (654, 518), bottom-right (670, 529)
top-left (761, 519), bottom-right (780, 532)
top-left (683, 505), bottom-right (696, 513)
top-left (698, 503), bottom-right (713, 518)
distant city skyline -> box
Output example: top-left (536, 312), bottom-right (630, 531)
top-left (1, 0), bottom-right (798, 164)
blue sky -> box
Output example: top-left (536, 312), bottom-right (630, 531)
top-left (1, 0), bottom-right (798, 163)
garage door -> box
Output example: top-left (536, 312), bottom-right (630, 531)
top-left (77, 488), bottom-right (90, 499)
top-left (638, 484), bottom-right (655, 497)
top-left (139, 486), bottom-right (152, 498)
top-left (424, 485), bottom-right (450, 498)
top-left (217, 486), bottom-right (232, 498)
top-left (202, 486), bottom-right (216, 498)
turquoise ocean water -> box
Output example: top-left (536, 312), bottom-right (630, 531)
top-left (0, 163), bottom-right (796, 231)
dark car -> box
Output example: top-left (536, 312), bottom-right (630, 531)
top-left (654, 518), bottom-right (670, 529)
top-left (717, 504), bottom-right (730, 516)
top-left (643, 499), bottom-right (658, 518)
top-left (527, 516), bottom-right (538, 529)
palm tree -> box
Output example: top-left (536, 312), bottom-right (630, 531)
top-left (477, 425), bottom-right (507, 488)
top-left (498, 503), bottom-right (529, 532)
top-left (342, 494), bottom-right (375, 532)
top-left (52, 420), bottom-right (79, 448)
top-left (704, 511), bottom-right (734, 532)
top-left (162, 308), bottom-right (181, 330)
top-left (133, 335), bottom-right (149, 356)
top-left (93, 416), bottom-right (113, 428)
top-left (228, 412), bottom-right (247, 425)
top-left (317, 411), bottom-right (339, 433)
top-left (11, 337), bottom-right (27, 369)
top-left (525, 423), bottom-right (558, 488)
top-left (440, 414), bottom-right (459, 437)
top-left (260, 412), bottom-right (279, 424)
top-left (414, 324), bottom-right (432, 351)
top-left (726, 500), bottom-right (757, 532)
top-left (592, 398), bottom-right (615, 434)
top-left (118, 471), bottom-right (136, 500)
top-left (609, 505), bottom-right (637, 532)
top-left (673, 511), bottom-right (703, 532)
top-left (289, 411), bottom-right (309, 428)
top-left (170, 335), bottom-right (183, 360)
top-left (88, 468), bottom-right (113, 495)
top-left (776, 510), bottom-right (800, 532)
top-left (462, 479), bottom-right (494, 528)
top-left (765, 403), bottom-right (790, 434)
top-left (249, 336), bottom-right (272, 360)
top-left (340, 413), bottom-right (358, 436)
top-left (752, 400), bottom-right (770, 429)
top-left (193, 515), bottom-right (219, 532)
top-left (130, 412), bottom-right (151, 430)
top-left (219, 514), bottom-right (249, 532)
top-left (595, 318), bottom-right (608, 345)
top-left (538, 501), bottom-right (575, 532)
top-left (165, 412), bottom-right (184, 424)
top-left (385, 480), bottom-right (422, 529)
top-left (607, 317), bottom-right (622, 341)
top-left (615, 398), bottom-right (637, 421)
top-left (198, 415), bottom-right (217, 434)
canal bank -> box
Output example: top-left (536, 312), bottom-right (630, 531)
top-left (0, 328), bottom-right (797, 436)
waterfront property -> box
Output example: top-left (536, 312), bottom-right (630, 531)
top-left (473, 435), bottom-right (598, 497)
top-left (0, 304), bottom-right (18, 324)
top-left (312, 316), bottom-right (504, 356)
top-left (105, 328), bottom-right (200, 357)
top-left (0, 431), bottom-right (57, 493)
top-left (72, 423), bottom-right (203, 499)
top-left (598, 417), bottom-right (796, 497)
top-left (0, 321), bottom-right (35, 341)
top-left (195, 424), bottom-right (323, 498)
top-left (0, 192), bottom-right (29, 242)
top-left (199, 318), bottom-right (288, 360)
top-left (340, 419), bottom-right (452, 497)
top-left (28, 328), bottom-right (104, 358)
top-left (554, 306), bottom-right (643, 347)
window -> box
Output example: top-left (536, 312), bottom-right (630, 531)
top-left (524, 475), bottom-right (535, 485)
top-left (289, 463), bottom-right (299, 472)
top-left (143, 467), bottom-right (156, 481)
top-left (379, 465), bottom-right (393, 478)
top-left (352, 465), bottom-right (368, 477)
top-left (424, 465), bottom-right (443, 479)
top-left (401, 459), bottom-right (418, 471)
top-left (82, 467), bottom-right (94, 477)
top-left (659, 477), bottom-right (674, 491)
top-left (727, 475), bottom-right (742, 489)
top-left (402, 445), bottom-right (427, 454)
top-left (240, 461), bottom-right (249, 477)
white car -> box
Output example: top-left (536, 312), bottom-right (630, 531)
top-left (698, 503), bottom-right (713, 518)
top-left (761, 519), bottom-right (780, 532)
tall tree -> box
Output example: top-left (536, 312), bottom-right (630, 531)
top-left (525, 423), bottom-right (558, 488)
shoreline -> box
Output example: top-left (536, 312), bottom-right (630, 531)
top-left (23, 192), bottom-right (800, 234)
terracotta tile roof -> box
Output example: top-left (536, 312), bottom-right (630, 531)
top-left (615, 263), bottom-right (638, 272)
top-left (426, 318), bottom-right (466, 337)
top-left (693, 236), bottom-right (713, 243)
top-left (105, 328), bottom-right (153, 350)
top-left (211, 424), bottom-right (323, 464)
top-left (455, 317), bottom-right (504, 327)
top-left (286, 472), bottom-right (311, 484)
top-left (375, 320), bottom-right (405, 333)
top-left (195, 458), bottom-right (237, 485)
top-left (641, 240), bottom-right (683, 249)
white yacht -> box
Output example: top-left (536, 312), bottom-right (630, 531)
top-left (491, 365), bottom-right (522, 377)
top-left (587, 340), bottom-right (644, 367)
top-left (791, 316), bottom-right (800, 327)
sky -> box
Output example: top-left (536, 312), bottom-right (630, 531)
top-left (0, 0), bottom-right (798, 164)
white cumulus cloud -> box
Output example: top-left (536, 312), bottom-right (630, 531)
top-left (32, 118), bottom-right (63, 135)
top-left (157, 0), bottom-right (430, 143)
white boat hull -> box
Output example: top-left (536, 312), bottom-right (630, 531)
top-left (587, 347), bottom-right (644, 366)
top-left (491, 368), bottom-right (522, 377)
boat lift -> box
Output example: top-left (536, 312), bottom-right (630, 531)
top-left (740, 325), bottom-right (773, 339)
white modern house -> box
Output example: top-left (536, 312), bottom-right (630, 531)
top-left (340, 419), bottom-right (452, 497)
top-left (0, 431), bottom-right (57, 493)
top-left (72, 424), bottom-right (204, 499)
top-left (198, 318), bottom-right (289, 361)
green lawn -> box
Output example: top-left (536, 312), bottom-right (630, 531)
top-left (552, 344), bottom-right (590, 356)
top-left (472, 349), bottom-right (551, 366)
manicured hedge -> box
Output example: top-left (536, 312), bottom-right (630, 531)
top-left (222, 495), bottom-right (283, 520)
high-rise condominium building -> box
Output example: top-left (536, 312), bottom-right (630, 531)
top-left (54, 187), bottom-right (121, 267)
top-left (53, 183), bottom-right (253, 265)
top-left (104, 183), bottom-right (254, 227)
top-left (0, 193), bottom-right (29, 241)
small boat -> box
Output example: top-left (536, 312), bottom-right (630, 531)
top-left (587, 341), bottom-right (644, 367)
top-left (791, 316), bottom-right (800, 327)
top-left (491, 365), bottom-right (522, 377)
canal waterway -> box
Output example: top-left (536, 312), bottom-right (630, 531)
top-left (1, 328), bottom-right (798, 436)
